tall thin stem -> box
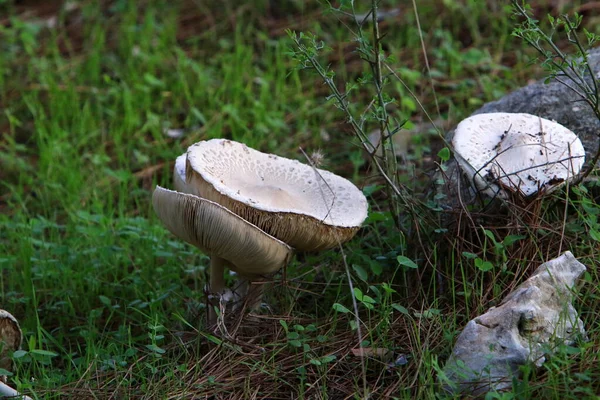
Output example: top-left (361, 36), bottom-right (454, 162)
top-left (370, 0), bottom-right (401, 230)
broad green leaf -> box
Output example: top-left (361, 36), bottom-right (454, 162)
top-left (99, 295), bottom-right (111, 306)
top-left (397, 255), bottom-right (418, 269)
top-left (437, 147), bottom-right (451, 162)
top-left (30, 349), bottom-right (58, 357)
top-left (361, 295), bottom-right (376, 304)
top-left (145, 344), bottom-right (165, 355)
top-left (279, 320), bottom-right (289, 331)
top-left (332, 303), bottom-right (351, 313)
top-left (12, 350), bottom-right (28, 359)
top-left (353, 287), bottom-right (364, 301)
top-left (475, 258), bottom-right (494, 272)
top-left (392, 304), bottom-right (409, 315)
top-left (352, 264), bottom-right (368, 281)
top-left (287, 332), bottom-right (300, 340)
top-left (321, 355), bottom-right (336, 363)
top-left (502, 234), bottom-right (526, 247)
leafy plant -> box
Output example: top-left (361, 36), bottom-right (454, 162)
top-left (286, 4), bottom-right (433, 237)
top-left (512, 0), bottom-right (600, 178)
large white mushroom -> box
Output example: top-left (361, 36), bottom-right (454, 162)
top-left (452, 113), bottom-right (585, 198)
top-left (153, 139), bottom-right (368, 324)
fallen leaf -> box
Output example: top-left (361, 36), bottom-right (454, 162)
top-left (350, 347), bottom-right (393, 361)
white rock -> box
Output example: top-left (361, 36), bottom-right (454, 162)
top-left (442, 251), bottom-right (587, 395)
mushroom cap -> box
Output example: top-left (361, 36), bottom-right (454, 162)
top-left (185, 139), bottom-right (368, 251)
top-left (173, 153), bottom-right (195, 195)
top-left (452, 113), bottom-right (585, 197)
top-left (152, 186), bottom-right (293, 276)
top-left (0, 310), bottom-right (22, 380)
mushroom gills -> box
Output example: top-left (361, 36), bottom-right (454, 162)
top-left (152, 186), bottom-right (293, 323)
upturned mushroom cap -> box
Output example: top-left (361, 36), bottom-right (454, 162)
top-left (152, 186), bottom-right (293, 276)
top-left (452, 113), bottom-right (585, 197)
top-left (185, 139), bottom-right (368, 251)
top-left (0, 310), bottom-right (22, 382)
top-left (173, 153), bottom-right (196, 195)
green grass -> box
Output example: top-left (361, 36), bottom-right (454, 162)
top-left (1, 0), bottom-right (600, 398)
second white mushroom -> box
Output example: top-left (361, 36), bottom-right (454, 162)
top-left (452, 112), bottom-right (585, 198)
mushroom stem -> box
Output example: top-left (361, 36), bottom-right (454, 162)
top-left (208, 256), bottom-right (226, 324)
top-left (210, 256), bottom-right (226, 294)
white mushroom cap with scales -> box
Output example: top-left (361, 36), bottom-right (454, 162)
top-left (452, 113), bottom-right (585, 197)
top-left (185, 139), bottom-right (369, 251)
